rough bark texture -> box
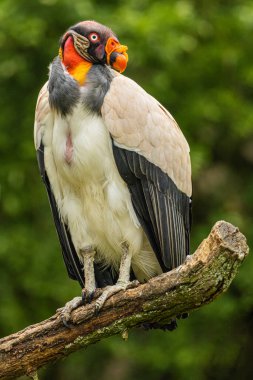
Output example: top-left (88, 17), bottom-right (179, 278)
top-left (0, 221), bottom-right (249, 380)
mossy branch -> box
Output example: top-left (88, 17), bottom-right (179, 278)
top-left (0, 221), bottom-right (249, 380)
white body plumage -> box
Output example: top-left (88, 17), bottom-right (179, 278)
top-left (43, 101), bottom-right (162, 281)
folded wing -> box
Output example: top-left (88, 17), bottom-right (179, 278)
top-left (102, 74), bottom-right (192, 270)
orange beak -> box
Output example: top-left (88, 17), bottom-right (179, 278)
top-left (105, 37), bottom-right (128, 73)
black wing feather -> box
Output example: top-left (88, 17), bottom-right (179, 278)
top-left (112, 145), bottom-right (191, 271)
top-left (37, 143), bottom-right (115, 288)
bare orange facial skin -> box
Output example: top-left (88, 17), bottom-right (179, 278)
top-left (105, 37), bottom-right (128, 73)
top-left (60, 36), bottom-right (92, 85)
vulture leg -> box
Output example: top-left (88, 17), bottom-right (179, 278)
top-left (95, 242), bottom-right (138, 312)
top-left (59, 244), bottom-right (138, 324)
top-left (59, 246), bottom-right (97, 326)
top-left (81, 247), bottom-right (96, 303)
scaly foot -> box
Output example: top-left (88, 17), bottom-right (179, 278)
top-left (59, 246), bottom-right (97, 326)
top-left (95, 280), bottom-right (139, 313)
top-left (57, 296), bottom-right (84, 327)
top-left (58, 280), bottom-right (139, 326)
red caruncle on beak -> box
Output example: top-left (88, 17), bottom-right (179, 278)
top-left (105, 37), bottom-right (128, 73)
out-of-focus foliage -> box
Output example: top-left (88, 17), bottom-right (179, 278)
top-left (0, 0), bottom-right (252, 379)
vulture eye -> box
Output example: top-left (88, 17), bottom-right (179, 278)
top-left (89, 32), bottom-right (100, 42)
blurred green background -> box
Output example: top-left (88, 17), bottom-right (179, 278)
top-left (0, 0), bottom-right (252, 379)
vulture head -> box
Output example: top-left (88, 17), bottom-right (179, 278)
top-left (59, 20), bottom-right (128, 74)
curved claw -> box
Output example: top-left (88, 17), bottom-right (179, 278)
top-left (58, 296), bottom-right (84, 327)
top-left (82, 288), bottom-right (98, 304)
top-left (62, 316), bottom-right (73, 329)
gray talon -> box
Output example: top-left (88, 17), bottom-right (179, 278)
top-left (59, 296), bottom-right (83, 326)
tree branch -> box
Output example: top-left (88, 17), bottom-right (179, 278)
top-left (0, 221), bottom-right (249, 379)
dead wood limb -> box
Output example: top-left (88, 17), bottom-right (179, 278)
top-left (0, 221), bottom-right (249, 379)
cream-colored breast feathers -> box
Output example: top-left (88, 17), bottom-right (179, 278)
top-left (101, 75), bottom-right (192, 197)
